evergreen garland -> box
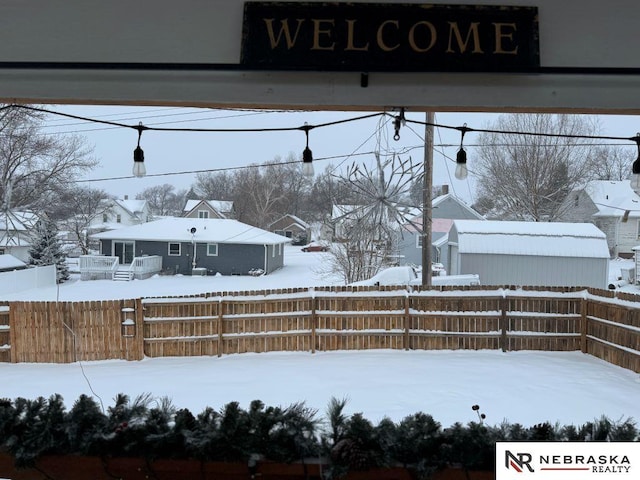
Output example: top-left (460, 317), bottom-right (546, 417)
top-left (0, 393), bottom-right (637, 477)
top-left (28, 217), bottom-right (70, 283)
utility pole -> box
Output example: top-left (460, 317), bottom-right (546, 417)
top-left (421, 111), bottom-right (434, 286)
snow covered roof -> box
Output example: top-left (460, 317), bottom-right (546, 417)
top-left (0, 210), bottom-right (38, 231)
top-left (184, 199), bottom-right (234, 214)
top-left (0, 254), bottom-right (27, 270)
top-left (581, 180), bottom-right (640, 217)
top-left (452, 220), bottom-right (609, 258)
top-left (116, 199), bottom-right (147, 215)
top-left (91, 217), bottom-right (291, 245)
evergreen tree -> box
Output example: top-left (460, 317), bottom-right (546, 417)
top-left (28, 217), bottom-right (70, 283)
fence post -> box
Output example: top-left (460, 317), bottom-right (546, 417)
top-left (310, 287), bottom-right (316, 354)
top-left (580, 297), bottom-right (588, 354)
top-left (218, 297), bottom-right (225, 357)
top-left (404, 288), bottom-right (410, 351)
top-left (500, 295), bottom-right (508, 352)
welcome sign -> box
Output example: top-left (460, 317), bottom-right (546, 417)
top-left (241, 2), bottom-right (539, 72)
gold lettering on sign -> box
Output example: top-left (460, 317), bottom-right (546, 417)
top-left (345, 19), bottom-right (370, 51)
top-left (263, 18), bottom-right (305, 49)
top-left (493, 22), bottom-right (518, 54)
top-left (376, 20), bottom-right (400, 52)
top-left (446, 22), bottom-right (484, 53)
top-left (311, 18), bottom-right (336, 50)
top-left (408, 21), bottom-right (437, 53)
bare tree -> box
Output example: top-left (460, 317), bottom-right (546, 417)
top-left (193, 170), bottom-right (236, 200)
top-left (584, 145), bottom-right (635, 181)
top-left (474, 114), bottom-right (601, 221)
top-left (233, 162), bottom-right (289, 228)
top-left (0, 105), bottom-right (97, 213)
top-left (136, 184), bottom-right (184, 217)
top-left (52, 186), bottom-right (113, 254)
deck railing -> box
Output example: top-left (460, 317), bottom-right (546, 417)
top-left (79, 255), bottom-right (118, 280)
top-left (130, 256), bottom-right (163, 279)
top-left (79, 255), bottom-right (162, 281)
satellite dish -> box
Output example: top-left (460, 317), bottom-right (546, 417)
top-left (190, 227), bottom-right (197, 234)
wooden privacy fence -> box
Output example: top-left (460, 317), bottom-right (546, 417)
top-left (2, 286), bottom-right (639, 373)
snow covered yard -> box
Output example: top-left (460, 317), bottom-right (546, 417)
top-left (1, 349), bottom-right (639, 429)
top-left (0, 247), bottom-right (638, 428)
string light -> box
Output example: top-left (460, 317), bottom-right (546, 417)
top-left (455, 123), bottom-right (469, 180)
top-left (631, 133), bottom-right (640, 194)
top-left (132, 122), bottom-right (147, 178)
top-left (4, 104), bottom-right (640, 186)
top-left (301, 122), bottom-right (314, 177)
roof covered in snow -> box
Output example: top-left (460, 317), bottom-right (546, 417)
top-left (0, 254), bottom-right (27, 270)
top-left (91, 217), bottom-right (290, 245)
top-left (184, 199), bottom-right (234, 214)
top-left (452, 220), bottom-right (609, 258)
top-left (580, 180), bottom-right (640, 217)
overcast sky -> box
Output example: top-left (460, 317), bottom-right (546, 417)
top-left (41, 105), bottom-right (640, 205)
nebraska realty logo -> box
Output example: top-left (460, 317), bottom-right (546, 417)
top-left (496, 442), bottom-right (638, 479)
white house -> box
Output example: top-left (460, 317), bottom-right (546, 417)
top-left (87, 197), bottom-right (151, 232)
top-left (448, 220), bottom-right (609, 288)
top-left (557, 180), bottom-right (639, 258)
top-left (0, 211), bottom-right (39, 262)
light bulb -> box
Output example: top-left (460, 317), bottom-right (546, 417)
top-left (302, 161), bottom-right (314, 177)
top-left (302, 146), bottom-right (314, 177)
top-left (133, 146), bottom-right (146, 178)
top-left (455, 162), bottom-right (468, 180)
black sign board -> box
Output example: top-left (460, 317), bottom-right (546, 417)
top-left (241, 2), bottom-right (539, 72)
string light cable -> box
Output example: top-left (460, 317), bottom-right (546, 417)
top-left (4, 103), bottom-right (640, 185)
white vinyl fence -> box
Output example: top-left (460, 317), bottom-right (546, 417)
top-left (0, 265), bottom-right (57, 294)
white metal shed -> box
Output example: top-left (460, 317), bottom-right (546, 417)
top-left (448, 220), bottom-right (609, 288)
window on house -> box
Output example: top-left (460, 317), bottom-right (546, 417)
top-left (168, 243), bottom-right (181, 256)
top-left (198, 210), bottom-right (209, 219)
top-left (0, 249), bottom-right (4, 255)
top-left (274, 229), bottom-right (285, 236)
top-left (416, 235), bottom-right (423, 248)
top-left (102, 213), bottom-right (108, 223)
top-left (207, 243), bottom-right (218, 256)
top-left (285, 230), bottom-right (293, 238)
top-left (116, 214), bottom-right (122, 223)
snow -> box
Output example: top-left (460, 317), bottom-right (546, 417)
top-left (0, 246), bottom-right (638, 429)
top-left (0, 350), bottom-right (637, 428)
top-left (0, 254), bottom-right (26, 270)
top-left (453, 220), bottom-right (610, 258)
top-left (91, 217), bottom-right (290, 245)
top-left (583, 180), bottom-right (640, 218)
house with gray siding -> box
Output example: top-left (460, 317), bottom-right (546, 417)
top-left (557, 180), bottom-right (639, 258)
top-left (268, 214), bottom-right (311, 245)
top-left (183, 199), bottom-right (234, 219)
top-left (92, 217), bottom-right (289, 276)
top-left (448, 220), bottom-right (609, 288)
top-left (396, 193), bottom-right (484, 271)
